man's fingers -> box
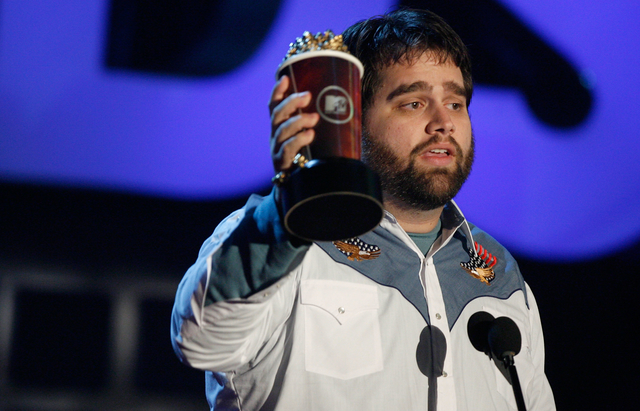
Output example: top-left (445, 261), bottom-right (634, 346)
top-left (271, 112), bottom-right (319, 170)
top-left (273, 128), bottom-right (316, 171)
top-left (274, 112), bottom-right (320, 145)
top-left (271, 91), bottom-right (313, 131)
top-left (269, 75), bottom-right (320, 172)
top-left (269, 75), bottom-right (290, 112)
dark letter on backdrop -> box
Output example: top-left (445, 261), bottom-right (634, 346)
top-left (105, 0), bottom-right (283, 76)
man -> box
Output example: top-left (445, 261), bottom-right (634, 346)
top-left (171, 8), bottom-right (555, 410)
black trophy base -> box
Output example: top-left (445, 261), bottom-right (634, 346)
top-left (281, 157), bottom-right (384, 242)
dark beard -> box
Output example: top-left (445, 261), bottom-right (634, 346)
top-left (362, 131), bottom-right (475, 211)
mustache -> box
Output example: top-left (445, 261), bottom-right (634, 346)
top-left (409, 135), bottom-right (462, 159)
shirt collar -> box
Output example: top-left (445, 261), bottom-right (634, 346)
top-left (380, 200), bottom-right (475, 259)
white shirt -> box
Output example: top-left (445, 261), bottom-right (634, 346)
top-left (171, 194), bottom-right (555, 410)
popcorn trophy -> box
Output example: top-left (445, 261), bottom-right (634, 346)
top-left (274, 31), bottom-right (383, 242)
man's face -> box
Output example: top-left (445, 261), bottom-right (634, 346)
top-left (362, 52), bottom-right (474, 211)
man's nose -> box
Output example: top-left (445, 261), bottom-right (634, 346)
top-left (425, 105), bottom-right (455, 136)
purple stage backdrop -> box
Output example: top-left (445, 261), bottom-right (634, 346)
top-left (1, 0), bottom-right (639, 261)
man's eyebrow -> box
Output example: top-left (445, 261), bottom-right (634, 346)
top-left (386, 81), bottom-right (432, 102)
top-left (385, 80), bottom-right (467, 102)
top-left (444, 81), bottom-right (467, 99)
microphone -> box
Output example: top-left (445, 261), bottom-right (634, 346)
top-left (489, 316), bottom-right (526, 411)
top-left (468, 313), bottom-right (527, 411)
top-left (488, 316), bottom-right (522, 366)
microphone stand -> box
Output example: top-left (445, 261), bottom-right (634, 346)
top-left (500, 353), bottom-right (526, 411)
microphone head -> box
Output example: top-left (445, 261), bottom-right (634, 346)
top-left (467, 311), bottom-right (495, 355)
top-left (488, 316), bottom-right (522, 359)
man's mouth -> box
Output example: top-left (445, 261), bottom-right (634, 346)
top-left (410, 137), bottom-right (460, 164)
top-left (423, 146), bottom-right (456, 158)
top-left (415, 144), bottom-right (458, 167)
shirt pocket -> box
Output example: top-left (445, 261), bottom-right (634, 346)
top-left (300, 279), bottom-right (383, 380)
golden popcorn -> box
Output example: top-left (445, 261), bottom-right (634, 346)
top-left (283, 30), bottom-right (349, 61)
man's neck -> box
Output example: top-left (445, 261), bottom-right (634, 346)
top-left (383, 196), bottom-right (444, 234)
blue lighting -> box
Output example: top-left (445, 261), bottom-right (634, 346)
top-left (1, 0), bottom-right (639, 260)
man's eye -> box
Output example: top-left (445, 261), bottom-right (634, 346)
top-left (403, 102), bottom-right (421, 110)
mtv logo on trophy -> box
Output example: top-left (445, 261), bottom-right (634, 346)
top-left (275, 31), bottom-right (383, 242)
top-left (324, 94), bottom-right (348, 115)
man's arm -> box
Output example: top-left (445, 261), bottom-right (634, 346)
top-left (170, 192), bottom-right (309, 371)
top-left (524, 283), bottom-right (556, 410)
top-left (171, 74), bottom-right (320, 372)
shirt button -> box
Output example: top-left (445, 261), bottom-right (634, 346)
top-left (435, 313), bottom-right (442, 320)
top-left (443, 371), bottom-right (448, 377)
top-left (338, 307), bottom-right (346, 314)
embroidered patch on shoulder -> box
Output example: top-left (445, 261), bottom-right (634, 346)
top-left (333, 237), bottom-right (381, 261)
top-left (460, 242), bottom-right (497, 285)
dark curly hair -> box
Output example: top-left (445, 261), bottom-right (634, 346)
top-left (342, 8), bottom-right (473, 115)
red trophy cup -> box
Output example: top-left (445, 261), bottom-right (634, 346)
top-left (275, 31), bottom-right (383, 241)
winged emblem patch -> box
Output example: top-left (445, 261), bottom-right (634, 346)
top-left (460, 242), bottom-right (497, 285)
top-left (333, 237), bottom-right (381, 261)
